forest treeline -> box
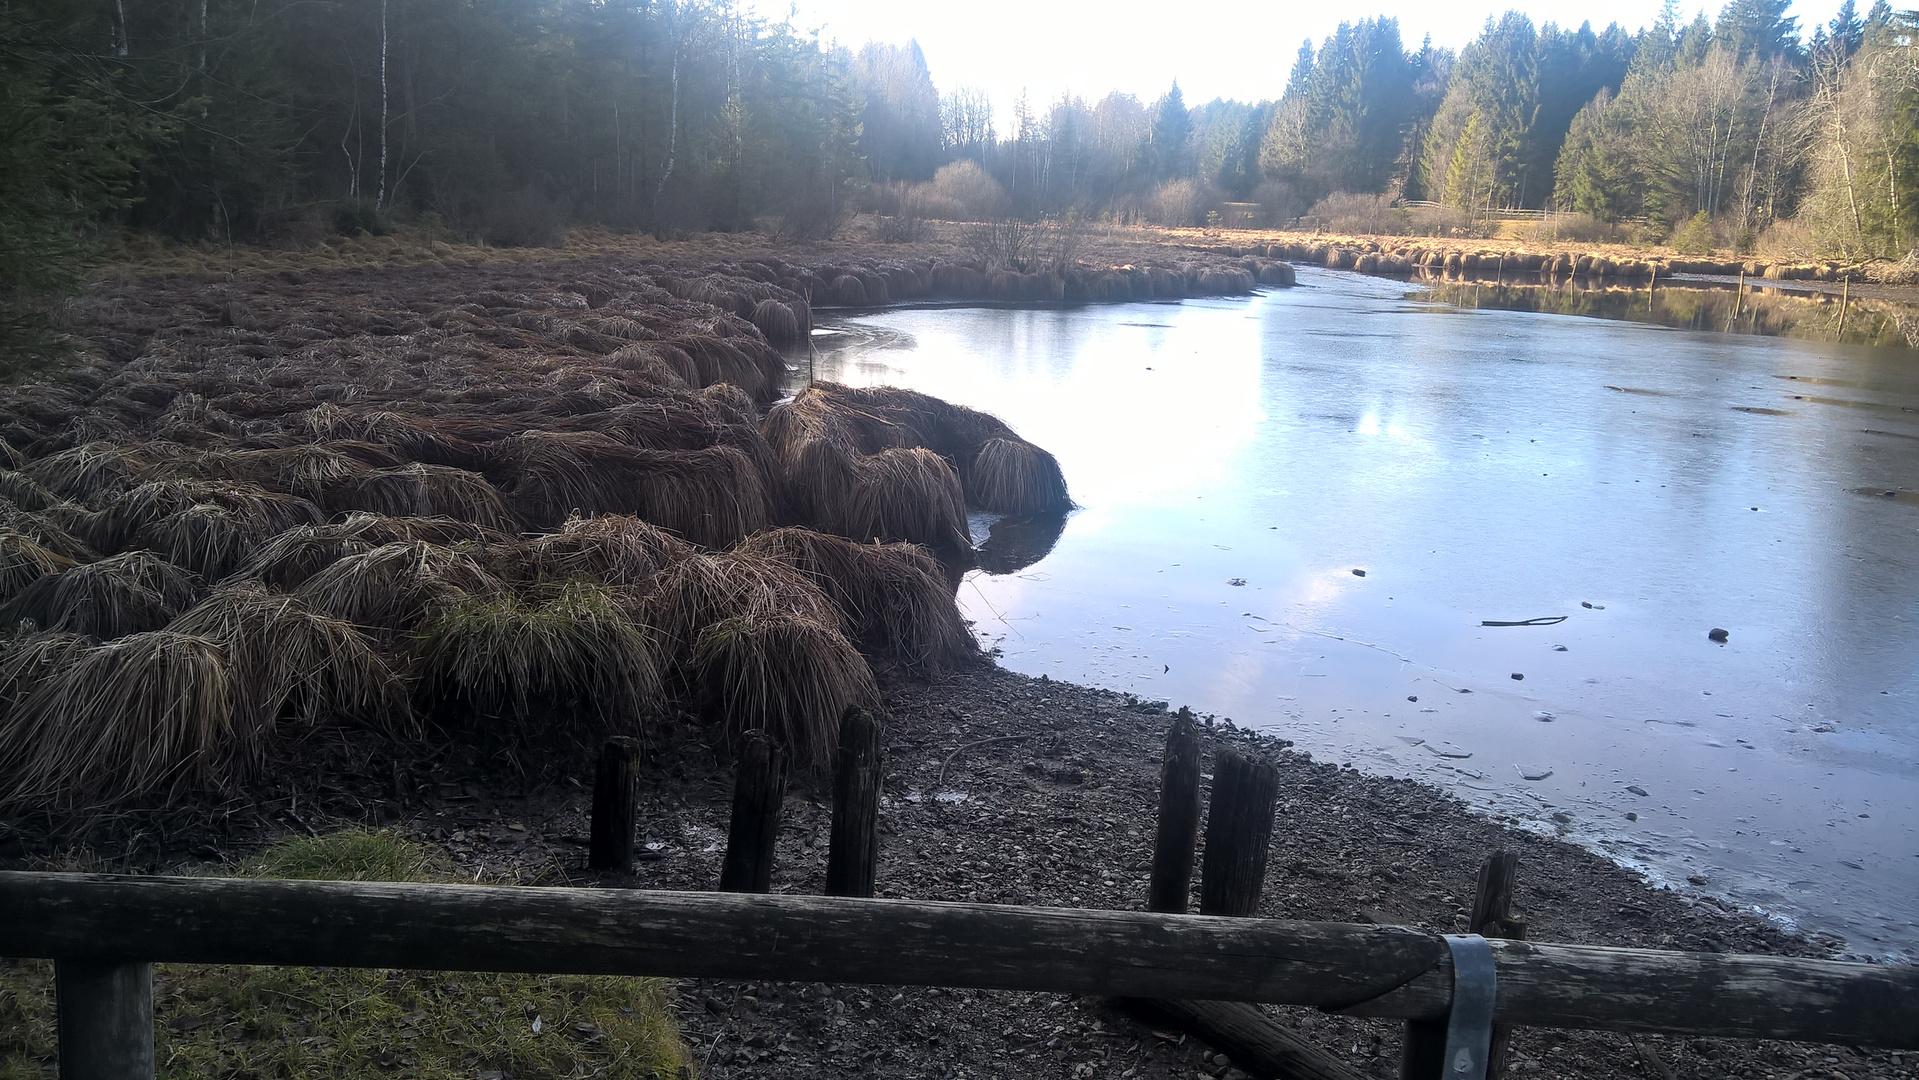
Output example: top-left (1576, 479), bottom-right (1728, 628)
top-left (2, 0), bottom-right (1916, 313)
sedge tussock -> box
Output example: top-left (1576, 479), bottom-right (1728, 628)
top-left (295, 542), bottom-right (501, 637)
top-left (839, 448), bottom-right (971, 553)
top-left (0, 506), bottom-right (99, 562)
top-left (179, 446), bottom-right (371, 504)
top-left (690, 611), bottom-right (877, 769)
top-left (496, 433), bottom-right (768, 547)
top-left (0, 531), bottom-right (75, 604)
top-left (232, 524), bottom-right (377, 591)
top-left (734, 528), bottom-right (976, 675)
top-left (96, 479), bottom-right (324, 554)
top-left (964, 437), bottom-right (1073, 516)
top-left (517, 515), bottom-right (694, 586)
top-left (0, 470), bottom-right (60, 512)
top-left (135, 503), bottom-right (269, 581)
top-left (339, 463), bottom-right (520, 532)
top-left (334, 512), bottom-right (507, 547)
top-left (17, 442), bottom-right (157, 500)
top-left (0, 550), bottom-right (201, 638)
top-left (412, 583), bottom-right (659, 733)
top-left (0, 631), bottom-right (234, 809)
top-left (170, 584), bottom-right (411, 756)
top-left (639, 551), bottom-right (838, 662)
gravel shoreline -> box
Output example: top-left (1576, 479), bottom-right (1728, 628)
top-left (10, 662), bottom-right (1909, 1079)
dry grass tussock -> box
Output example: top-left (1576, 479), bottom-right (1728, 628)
top-left (691, 611), bottom-right (878, 768)
top-left (765, 385), bottom-right (1070, 544)
top-left (735, 527), bottom-right (976, 675)
top-left (0, 253), bottom-right (1077, 808)
top-left (412, 582), bottom-right (659, 733)
top-left (0, 549), bottom-right (201, 638)
top-left (170, 583), bottom-right (410, 754)
top-left (295, 541), bottom-right (501, 637)
top-left (0, 631), bottom-right (232, 808)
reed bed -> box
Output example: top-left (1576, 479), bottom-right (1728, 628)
top-left (0, 253), bottom-right (1088, 810)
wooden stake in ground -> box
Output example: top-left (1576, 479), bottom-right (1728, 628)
top-left (1200, 748), bottom-right (1280, 917)
top-left (1147, 708), bottom-right (1202, 914)
top-left (587, 736), bottom-right (641, 872)
top-left (826, 706), bottom-right (883, 898)
top-left (1126, 740), bottom-right (1358, 1080)
top-left (719, 734), bottom-right (786, 893)
top-left (1402, 851), bottom-right (1525, 1080)
top-left (56, 959), bottom-right (152, 1080)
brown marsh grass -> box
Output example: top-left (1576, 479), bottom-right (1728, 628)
top-left (0, 249), bottom-right (1096, 809)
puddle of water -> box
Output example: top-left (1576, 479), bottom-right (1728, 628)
top-left (806, 267), bottom-right (1919, 959)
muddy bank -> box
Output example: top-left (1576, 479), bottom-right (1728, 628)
top-left (5, 665), bottom-right (1909, 1080)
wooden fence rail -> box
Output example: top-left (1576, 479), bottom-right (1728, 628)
top-left (3, 871), bottom-right (1916, 1053)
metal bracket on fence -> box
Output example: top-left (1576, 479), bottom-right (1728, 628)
top-left (1439, 934), bottom-right (1497, 1080)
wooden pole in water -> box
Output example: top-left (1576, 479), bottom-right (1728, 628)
top-left (1838, 278), bottom-right (1849, 340)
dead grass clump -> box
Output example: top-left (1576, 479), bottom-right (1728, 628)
top-left (169, 585), bottom-right (411, 764)
top-left (606, 345), bottom-right (695, 390)
top-left (0, 506), bottom-right (99, 562)
top-left (186, 446), bottom-right (371, 504)
top-left (690, 611), bottom-right (877, 769)
top-left (233, 524), bottom-right (376, 590)
top-left (339, 464), bottom-right (520, 532)
top-left (0, 550), bottom-right (201, 638)
top-left (965, 437), bottom-right (1072, 516)
top-left (735, 528), bottom-right (975, 674)
top-left (639, 550), bottom-right (838, 662)
top-left (671, 335), bottom-right (784, 402)
top-left (0, 531), bottom-right (74, 603)
top-left (750, 299), bottom-right (805, 345)
top-left (518, 515), bottom-right (693, 586)
top-left (412, 583), bottom-right (659, 734)
top-left (136, 504), bottom-right (267, 581)
top-left (19, 442), bottom-right (163, 500)
top-left (496, 434), bottom-right (768, 547)
top-left (336, 512), bottom-right (504, 547)
top-left (295, 542), bottom-right (500, 637)
top-left (0, 470), bottom-right (60, 511)
top-left (0, 631), bottom-right (233, 808)
top-left (841, 448), bottom-right (971, 553)
top-left (96, 480), bottom-right (324, 554)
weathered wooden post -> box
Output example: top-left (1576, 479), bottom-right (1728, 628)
top-left (826, 706), bottom-right (884, 898)
top-left (719, 733), bottom-right (786, 893)
top-left (1471, 852), bottom-right (1524, 1080)
top-left (587, 736), bottom-right (642, 872)
top-left (1128, 741), bottom-right (1356, 1080)
top-left (56, 959), bottom-right (153, 1080)
top-left (1199, 748), bottom-right (1280, 917)
top-left (1147, 708), bottom-right (1203, 914)
top-left (1402, 851), bottom-right (1524, 1080)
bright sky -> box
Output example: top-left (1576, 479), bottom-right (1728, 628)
top-left (752, 0), bottom-right (1847, 118)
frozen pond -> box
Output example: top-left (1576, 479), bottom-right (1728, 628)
top-left (808, 267), bottom-right (1919, 959)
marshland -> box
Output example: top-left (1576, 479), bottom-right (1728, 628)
top-left (6, 0), bottom-right (1919, 1076)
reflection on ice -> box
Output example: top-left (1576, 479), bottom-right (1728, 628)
top-left (806, 267), bottom-right (1919, 959)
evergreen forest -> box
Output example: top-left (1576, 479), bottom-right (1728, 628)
top-left (4, 0), bottom-right (1917, 309)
